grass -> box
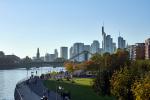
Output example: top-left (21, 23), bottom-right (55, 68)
top-left (44, 78), bottom-right (116, 100)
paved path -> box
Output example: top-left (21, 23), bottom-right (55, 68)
top-left (28, 78), bottom-right (62, 100)
top-left (17, 82), bottom-right (41, 100)
top-left (15, 77), bottom-right (63, 100)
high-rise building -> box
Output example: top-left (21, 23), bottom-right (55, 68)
top-left (60, 47), bottom-right (68, 59)
top-left (69, 46), bottom-right (73, 59)
top-left (112, 43), bottom-right (116, 52)
top-left (127, 45), bottom-right (135, 60)
top-left (84, 45), bottom-right (91, 60)
top-left (91, 40), bottom-right (100, 54)
top-left (145, 38), bottom-right (150, 59)
top-left (36, 48), bottom-right (40, 59)
top-left (44, 53), bottom-right (56, 62)
top-left (54, 49), bottom-right (58, 59)
top-left (102, 26), bottom-right (114, 53)
top-left (133, 43), bottom-right (145, 60)
top-left (118, 36), bottom-right (126, 49)
top-left (73, 43), bottom-right (85, 61)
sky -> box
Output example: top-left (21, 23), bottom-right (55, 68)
top-left (0, 0), bottom-right (150, 58)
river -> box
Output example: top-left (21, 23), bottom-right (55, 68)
top-left (0, 67), bottom-right (65, 100)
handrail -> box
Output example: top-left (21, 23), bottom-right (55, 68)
top-left (15, 88), bottom-right (23, 100)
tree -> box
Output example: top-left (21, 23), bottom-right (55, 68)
top-left (131, 72), bottom-right (150, 100)
top-left (110, 67), bottom-right (135, 100)
top-left (64, 62), bottom-right (74, 73)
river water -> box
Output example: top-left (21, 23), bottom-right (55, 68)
top-left (0, 67), bottom-right (65, 100)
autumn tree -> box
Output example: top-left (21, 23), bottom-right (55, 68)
top-left (131, 71), bottom-right (150, 100)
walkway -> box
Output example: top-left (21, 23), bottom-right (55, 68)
top-left (28, 77), bottom-right (62, 100)
top-left (15, 77), bottom-right (62, 100)
top-left (16, 82), bottom-right (41, 100)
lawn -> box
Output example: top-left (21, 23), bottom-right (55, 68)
top-left (44, 78), bottom-right (116, 100)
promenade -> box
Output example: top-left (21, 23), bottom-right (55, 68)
top-left (16, 82), bottom-right (41, 100)
top-left (15, 77), bottom-right (62, 100)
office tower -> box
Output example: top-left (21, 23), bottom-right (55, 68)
top-left (118, 36), bottom-right (126, 49)
top-left (133, 43), bottom-right (145, 60)
top-left (91, 40), bottom-right (100, 54)
top-left (105, 35), bottom-right (113, 53)
top-left (102, 26), bottom-right (114, 53)
top-left (102, 26), bottom-right (106, 52)
top-left (145, 38), bottom-right (150, 59)
top-left (127, 45), bottom-right (135, 60)
top-left (44, 53), bottom-right (55, 62)
top-left (54, 49), bottom-right (58, 59)
top-left (112, 43), bottom-right (116, 52)
top-left (84, 45), bottom-right (91, 60)
top-left (45, 53), bottom-right (50, 62)
top-left (84, 45), bottom-right (91, 52)
top-left (69, 46), bottom-right (73, 59)
top-left (49, 54), bottom-right (55, 61)
top-left (60, 47), bottom-right (68, 59)
top-left (73, 43), bottom-right (85, 61)
top-left (36, 48), bottom-right (40, 59)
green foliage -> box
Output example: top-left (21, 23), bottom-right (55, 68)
top-left (131, 71), bottom-right (150, 100)
top-left (93, 70), bottom-right (111, 95)
top-left (110, 60), bottom-right (150, 100)
top-left (92, 50), bottom-right (130, 96)
top-left (110, 67), bottom-right (135, 100)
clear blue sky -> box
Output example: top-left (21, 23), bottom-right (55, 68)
top-left (0, 0), bottom-right (150, 58)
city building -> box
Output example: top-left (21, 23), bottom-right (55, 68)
top-left (133, 43), bottom-right (145, 60)
top-left (69, 46), bottom-right (74, 59)
top-left (118, 36), bottom-right (126, 49)
top-left (102, 26), bottom-right (114, 53)
top-left (44, 53), bottom-right (56, 62)
top-left (45, 53), bottom-right (50, 62)
top-left (145, 38), bottom-right (150, 59)
top-left (73, 43), bottom-right (85, 61)
top-left (127, 45), bottom-right (135, 60)
top-left (60, 47), bottom-right (68, 59)
top-left (91, 40), bottom-right (100, 54)
top-left (84, 45), bottom-right (91, 60)
top-left (54, 49), bottom-right (58, 59)
top-left (36, 48), bottom-right (40, 59)
top-left (112, 43), bottom-right (117, 52)
top-left (33, 48), bottom-right (41, 62)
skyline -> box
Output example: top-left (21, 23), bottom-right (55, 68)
top-left (0, 0), bottom-right (150, 58)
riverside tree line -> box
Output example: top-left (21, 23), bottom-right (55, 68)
top-left (64, 49), bottom-right (150, 100)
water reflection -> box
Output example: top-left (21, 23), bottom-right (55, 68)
top-left (0, 67), bottom-right (65, 100)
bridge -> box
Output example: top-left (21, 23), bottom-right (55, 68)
top-left (24, 51), bottom-right (94, 68)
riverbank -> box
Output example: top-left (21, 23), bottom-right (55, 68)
top-left (14, 76), bottom-right (62, 100)
top-left (14, 79), bottom-right (41, 100)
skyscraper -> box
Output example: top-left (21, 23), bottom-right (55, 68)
top-left (102, 26), bottom-right (106, 52)
top-left (102, 26), bottom-right (114, 53)
top-left (54, 49), bottom-right (58, 59)
top-left (118, 36), bottom-right (126, 49)
top-left (73, 43), bottom-right (84, 61)
top-left (112, 43), bottom-right (116, 52)
top-left (60, 47), bottom-right (68, 59)
top-left (84, 45), bottom-right (91, 60)
top-left (91, 40), bottom-right (100, 54)
top-left (36, 48), bottom-right (40, 59)
top-left (69, 46), bottom-right (73, 59)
